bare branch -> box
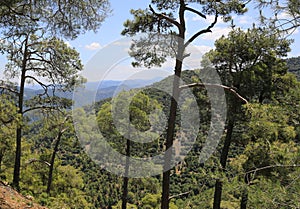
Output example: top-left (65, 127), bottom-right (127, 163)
top-left (26, 159), bottom-right (51, 167)
top-left (179, 83), bottom-right (248, 104)
top-left (149, 5), bottom-right (182, 31)
top-left (185, 13), bottom-right (218, 48)
top-left (185, 6), bottom-right (206, 19)
top-left (246, 164), bottom-right (300, 175)
top-left (169, 190), bottom-right (191, 200)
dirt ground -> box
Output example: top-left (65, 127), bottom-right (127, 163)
top-left (0, 181), bottom-right (48, 209)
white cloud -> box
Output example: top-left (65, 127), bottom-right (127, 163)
top-left (286, 27), bottom-right (299, 35)
top-left (192, 15), bottom-right (216, 24)
top-left (201, 27), bottom-right (231, 40)
top-left (113, 40), bottom-right (133, 46)
top-left (176, 16), bottom-right (189, 22)
top-left (193, 45), bottom-right (212, 53)
top-left (85, 42), bottom-right (101, 50)
top-left (236, 15), bottom-right (253, 25)
top-left (277, 11), bottom-right (293, 20)
top-left (184, 45), bottom-right (213, 68)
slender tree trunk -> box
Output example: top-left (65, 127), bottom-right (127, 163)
top-left (12, 35), bottom-right (29, 191)
top-left (213, 118), bottom-right (235, 209)
top-left (47, 131), bottom-right (63, 195)
top-left (161, 21), bottom-right (185, 209)
top-left (161, 82), bottom-right (179, 209)
top-left (240, 187), bottom-right (248, 209)
top-left (0, 152), bottom-right (3, 171)
top-left (122, 137), bottom-right (131, 209)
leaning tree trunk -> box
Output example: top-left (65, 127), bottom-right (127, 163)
top-left (47, 130), bottom-right (64, 194)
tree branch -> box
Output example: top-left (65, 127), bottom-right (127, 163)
top-left (185, 6), bottom-right (206, 19)
top-left (149, 5), bottom-right (182, 31)
top-left (24, 75), bottom-right (52, 98)
top-left (169, 190), bottom-right (191, 200)
top-left (0, 85), bottom-right (19, 95)
top-left (26, 159), bottom-right (51, 167)
top-left (23, 106), bottom-right (57, 114)
top-left (184, 13), bottom-right (218, 48)
top-left (246, 164), bottom-right (300, 175)
top-left (179, 83), bottom-right (248, 104)
top-left (0, 118), bottom-right (15, 124)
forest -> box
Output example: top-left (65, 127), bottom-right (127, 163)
top-left (0, 0), bottom-right (300, 209)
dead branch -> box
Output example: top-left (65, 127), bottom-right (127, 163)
top-left (169, 190), bottom-right (192, 200)
top-left (26, 159), bottom-right (51, 167)
top-left (179, 82), bottom-right (248, 104)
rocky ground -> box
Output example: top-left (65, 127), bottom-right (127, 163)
top-left (0, 181), bottom-right (48, 209)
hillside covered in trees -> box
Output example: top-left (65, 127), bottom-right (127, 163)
top-left (287, 56), bottom-right (300, 80)
top-left (1, 0), bottom-right (300, 209)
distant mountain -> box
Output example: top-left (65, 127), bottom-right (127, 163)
top-left (84, 77), bottom-right (163, 91)
top-left (286, 56), bottom-right (300, 80)
top-left (23, 77), bottom-right (164, 105)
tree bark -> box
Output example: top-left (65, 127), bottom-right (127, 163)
top-left (0, 153), bottom-right (3, 171)
top-left (122, 137), bottom-right (131, 209)
top-left (46, 131), bottom-right (63, 194)
top-left (240, 187), bottom-right (248, 209)
top-left (161, 30), bottom-right (185, 209)
top-left (213, 118), bottom-right (235, 209)
top-left (12, 35), bottom-right (29, 191)
top-left (161, 2), bottom-right (186, 208)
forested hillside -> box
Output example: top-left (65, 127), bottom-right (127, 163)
top-left (1, 0), bottom-right (300, 209)
top-left (1, 66), bottom-right (299, 208)
top-left (287, 56), bottom-right (300, 80)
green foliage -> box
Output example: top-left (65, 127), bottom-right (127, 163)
top-left (205, 26), bottom-right (292, 102)
top-left (0, 0), bottom-right (110, 39)
top-left (1, 67), bottom-right (300, 208)
top-left (96, 90), bottom-right (164, 157)
top-left (122, 0), bottom-right (247, 68)
top-left (286, 56), bottom-right (300, 80)
top-left (244, 103), bottom-right (296, 142)
top-left (257, 0), bottom-right (300, 34)
top-left (0, 94), bottom-right (19, 180)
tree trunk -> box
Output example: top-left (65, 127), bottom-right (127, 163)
top-left (240, 187), bottom-right (248, 209)
top-left (12, 35), bottom-right (28, 191)
top-left (122, 137), bottom-right (131, 209)
top-left (46, 131), bottom-right (63, 195)
top-left (213, 118), bottom-right (235, 209)
top-left (161, 2), bottom-right (186, 206)
top-left (213, 180), bottom-right (223, 209)
top-left (0, 153), bottom-right (3, 172)
top-left (161, 32), bottom-right (185, 209)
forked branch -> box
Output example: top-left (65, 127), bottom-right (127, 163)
top-left (185, 13), bottom-right (218, 48)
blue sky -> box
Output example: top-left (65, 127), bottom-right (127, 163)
top-left (73, 0), bottom-right (300, 81)
top-left (1, 0), bottom-right (299, 82)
